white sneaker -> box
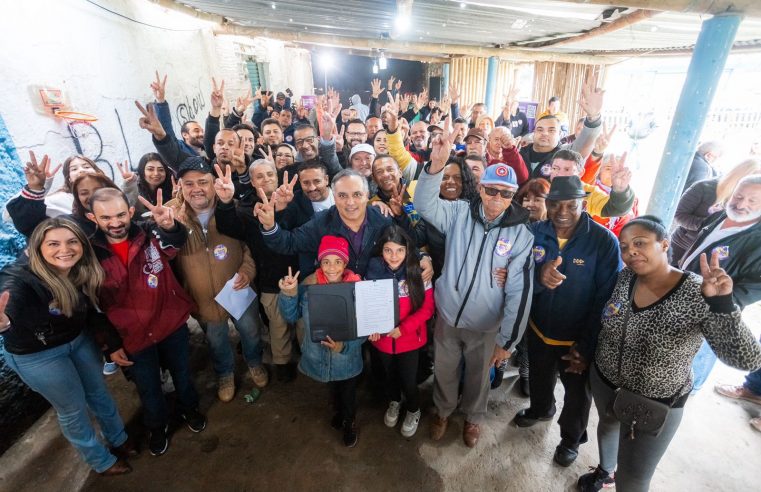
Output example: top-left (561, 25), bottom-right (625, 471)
top-left (384, 401), bottom-right (401, 427)
top-left (102, 361), bottom-right (118, 376)
top-left (401, 409), bottom-right (421, 437)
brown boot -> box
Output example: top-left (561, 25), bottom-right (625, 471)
top-left (430, 414), bottom-right (448, 441)
top-left (111, 436), bottom-right (139, 460)
top-left (99, 458), bottom-right (132, 476)
top-left (463, 421), bottom-right (480, 448)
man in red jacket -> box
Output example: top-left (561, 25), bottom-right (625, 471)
top-left (86, 187), bottom-right (205, 457)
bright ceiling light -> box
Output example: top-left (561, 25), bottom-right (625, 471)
top-left (460, 2), bottom-right (466, 8)
top-left (379, 52), bottom-right (387, 70)
top-left (320, 52), bottom-right (334, 69)
top-left (372, 61), bottom-right (379, 74)
top-left (511, 19), bottom-right (527, 29)
top-left (395, 15), bottom-right (410, 31)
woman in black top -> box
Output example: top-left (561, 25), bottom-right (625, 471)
top-left (578, 216), bottom-right (761, 492)
top-left (0, 218), bottom-right (135, 475)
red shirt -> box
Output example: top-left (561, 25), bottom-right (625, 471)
top-left (109, 240), bottom-right (129, 267)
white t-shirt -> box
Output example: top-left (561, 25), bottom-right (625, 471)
top-left (680, 219), bottom-right (754, 268)
top-left (311, 191), bottom-right (335, 214)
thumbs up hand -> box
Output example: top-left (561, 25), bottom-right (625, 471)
top-left (540, 256), bottom-right (566, 290)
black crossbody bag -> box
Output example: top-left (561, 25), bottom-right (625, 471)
top-left (611, 280), bottom-right (679, 439)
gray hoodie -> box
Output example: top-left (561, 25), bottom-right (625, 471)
top-left (415, 167), bottom-right (534, 351)
top-left (350, 94), bottom-right (369, 121)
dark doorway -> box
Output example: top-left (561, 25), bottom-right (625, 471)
top-left (311, 52), bottom-right (426, 108)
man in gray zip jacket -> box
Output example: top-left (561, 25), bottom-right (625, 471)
top-left (416, 125), bottom-right (534, 448)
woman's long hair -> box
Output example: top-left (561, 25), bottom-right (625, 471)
top-left (375, 225), bottom-right (425, 313)
top-left (715, 158), bottom-right (761, 207)
top-left (60, 155), bottom-right (104, 193)
top-left (70, 173), bottom-right (119, 217)
top-left (27, 217), bottom-right (105, 317)
top-left (137, 153), bottom-right (173, 206)
top-left (444, 157), bottom-right (479, 202)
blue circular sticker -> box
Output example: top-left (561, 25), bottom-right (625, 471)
top-left (540, 163), bottom-right (552, 177)
top-left (147, 274), bottom-right (159, 289)
top-left (711, 245), bottom-right (729, 260)
top-left (48, 303), bottom-right (62, 316)
top-left (533, 245), bottom-right (546, 263)
top-left (213, 244), bottom-right (229, 261)
top-left (495, 237), bottom-right (512, 257)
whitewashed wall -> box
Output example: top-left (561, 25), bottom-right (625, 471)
top-left (0, 0), bottom-right (313, 187)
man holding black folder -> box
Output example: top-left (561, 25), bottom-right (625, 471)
top-left (415, 120), bottom-right (535, 448)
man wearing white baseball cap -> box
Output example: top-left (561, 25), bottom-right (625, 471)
top-left (349, 143), bottom-right (377, 195)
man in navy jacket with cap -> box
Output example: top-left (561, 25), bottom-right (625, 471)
top-left (513, 175), bottom-right (622, 467)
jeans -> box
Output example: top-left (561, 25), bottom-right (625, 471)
top-left (4, 333), bottom-right (127, 473)
top-left (691, 339), bottom-right (717, 392)
top-left (129, 324), bottom-right (199, 430)
top-left (201, 302), bottom-right (264, 377)
top-left (591, 364), bottom-right (684, 492)
top-left (744, 367), bottom-right (761, 395)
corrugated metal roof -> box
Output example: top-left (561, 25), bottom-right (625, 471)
top-left (175, 0), bottom-right (761, 55)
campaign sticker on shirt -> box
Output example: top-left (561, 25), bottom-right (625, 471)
top-left (147, 274), bottom-right (159, 289)
top-left (398, 279), bottom-right (409, 297)
top-left (213, 244), bottom-right (229, 261)
top-left (495, 237), bottom-right (512, 257)
top-left (540, 163), bottom-right (552, 177)
top-left (48, 303), bottom-right (62, 316)
top-left (532, 245), bottom-right (546, 263)
top-left (603, 302), bottom-right (621, 318)
top-left (712, 245), bottom-right (729, 260)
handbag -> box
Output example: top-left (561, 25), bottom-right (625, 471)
top-left (610, 278), bottom-right (675, 439)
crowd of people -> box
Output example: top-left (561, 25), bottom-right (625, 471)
top-left (2, 70), bottom-right (761, 492)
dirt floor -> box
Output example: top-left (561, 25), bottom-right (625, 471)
top-left (3, 305), bottom-right (761, 492)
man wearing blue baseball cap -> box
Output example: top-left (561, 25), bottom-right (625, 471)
top-left (415, 125), bottom-right (535, 448)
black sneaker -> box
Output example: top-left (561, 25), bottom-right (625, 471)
top-left (342, 419), bottom-right (358, 448)
top-left (577, 465), bottom-right (615, 491)
top-left (180, 409), bottom-right (207, 433)
top-left (149, 425), bottom-right (169, 456)
top-left (553, 444), bottom-right (578, 467)
top-left (513, 404), bottom-right (556, 427)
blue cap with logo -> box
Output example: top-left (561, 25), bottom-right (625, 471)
top-left (479, 163), bottom-right (518, 189)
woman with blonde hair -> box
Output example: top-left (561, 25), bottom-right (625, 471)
top-left (671, 157), bottom-right (761, 265)
top-left (476, 115), bottom-right (495, 135)
top-left (0, 218), bottom-right (135, 475)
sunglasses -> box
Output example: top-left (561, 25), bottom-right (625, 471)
top-left (482, 186), bottom-right (515, 199)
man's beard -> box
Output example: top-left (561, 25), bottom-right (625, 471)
top-left (726, 205), bottom-right (761, 223)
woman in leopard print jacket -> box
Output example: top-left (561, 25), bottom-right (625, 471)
top-left (578, 216), bottom-right (761, 492)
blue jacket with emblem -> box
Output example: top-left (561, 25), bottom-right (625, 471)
top-left (530, 212), bottom-right (622, 359)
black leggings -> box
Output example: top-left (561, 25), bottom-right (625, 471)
top-left (377, 349), bottom-right (420, 412)
top-left (330, 375), bottom-right (359, 423)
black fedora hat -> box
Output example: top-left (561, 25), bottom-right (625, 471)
top-left (546, 175), bottom-right (590, 201)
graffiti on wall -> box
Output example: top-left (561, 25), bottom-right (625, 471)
top-left (175, 79), bottom-right (207, 126)
top-left (62, 108), bottom-right (135, 179)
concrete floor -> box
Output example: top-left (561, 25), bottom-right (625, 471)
top-left (2, 305), bottom-right (761, 492)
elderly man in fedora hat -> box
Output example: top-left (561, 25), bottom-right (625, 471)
top-left (513, 175), bottom-right (622, 467)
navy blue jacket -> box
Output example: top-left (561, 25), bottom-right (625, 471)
top-left (154, 101), bottom-right (202, 159)
top-left (261, 205), bottom-right (407, 277)
top-left (530, 212), bottom-right (622, 359)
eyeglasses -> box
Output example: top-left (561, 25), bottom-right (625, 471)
top-left (482, 186), bottom-right (515, 199)
top-left (295, 136), bottom-right (316, 146)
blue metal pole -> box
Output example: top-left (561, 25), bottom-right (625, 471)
top-left (646, 13), bottom-right (742, 226)
top-left (442, 63), bottom-right (450, 100)
top-left (484, 56), bottom-right (499, 116)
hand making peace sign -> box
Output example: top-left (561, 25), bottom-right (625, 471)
top-left (213, 163), bottom-right (235, 204)
top-left (138, 188), bottom-right (176, 231)
top-left (23, 151), bottom-right (60, 191)
top-left (700, 251), bottom-right (733, 298)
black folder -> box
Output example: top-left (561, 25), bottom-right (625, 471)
top-left (306, 280), bottom-right (399, 343)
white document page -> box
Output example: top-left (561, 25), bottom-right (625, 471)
top-left (354, 279), bottom-right (396, 337)
top-left (214, 274), bottom-right (257, 320)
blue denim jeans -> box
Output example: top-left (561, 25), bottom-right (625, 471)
top-left (128, 324), bottom-right (199, 430)
top-left (200, 302), bottom-right (264, 377)
top-left (744, 367), bottom-right (761, 396)
top-left (4, 333), bottom-right (127, 473)
top-left (691, 339), bottom-right (717, 392)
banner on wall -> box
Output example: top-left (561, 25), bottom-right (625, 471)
top-left (519, 101), bottom-right (540, 132)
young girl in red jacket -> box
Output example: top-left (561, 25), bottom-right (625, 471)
top-left (368, 225), bottom-right (435, 438)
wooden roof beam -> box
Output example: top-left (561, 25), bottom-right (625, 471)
top-left (558, 0), bottom-right (757, 17)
